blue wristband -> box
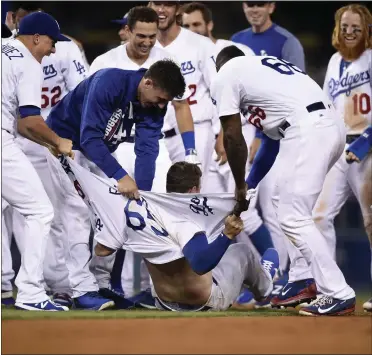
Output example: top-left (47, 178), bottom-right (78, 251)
top-left (181, 131), bottom-right (196, 151)
top-left (19, 105), bottom-right (41, 118)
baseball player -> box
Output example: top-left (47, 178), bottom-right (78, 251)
top-left (212, 46), bottom-right (356, 316)
top-left (149, 1), bottom-right (217, 189)
top-left (2, 12), bottom-right (73, 311)
top-left (45, 60), bottom-right (186, 308)
top-left (181, 2), bottom-right (276, 309)
top-left (111, 12), bottom-right (130, 44)
top-left (60, 156), bottom-right (280, 312)
top-left (231, 1), bottom-right (307, 282)
top-left (89, 6), bottom-right (196, 304)
top-left (312, 4), bottom-right (372, 313)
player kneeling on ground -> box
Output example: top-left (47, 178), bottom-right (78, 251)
top-left (63, 158), bottom-right (279, 311)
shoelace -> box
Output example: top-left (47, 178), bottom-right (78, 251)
top-left (312, 295), bottom-right (333, 307)
top-left (262, 260), bottom-right (274, 273)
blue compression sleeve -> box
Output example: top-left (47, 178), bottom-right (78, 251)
top-left (346, 125), bottom-right (372, 162)
top-left (246, 135), bottom-right (280, 189)
top-left (255, 128), bottom-right (264, 139)
top-left (181, 131), bottom-right (196, 152)
top-left (182, 232), bottom-right (232, 275)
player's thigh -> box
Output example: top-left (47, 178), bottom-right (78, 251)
top-left (312, 154), bottom-right (351, 223)
top-left (349, 152), bottom-right (372, 241)
top-left (275, 124), bottom-right (341, 223)
top-left (2, 136), bottom-right (52, 219)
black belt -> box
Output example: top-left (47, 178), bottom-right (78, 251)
top-left (346, 134), bottom-right (360, 144)
top-left (278, 101), bottom-right (327, 138)
top-left (163, 128), bottom-right (177, 139)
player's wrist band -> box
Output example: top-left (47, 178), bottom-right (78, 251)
top-left (181, 131), bottom-right (196, 151)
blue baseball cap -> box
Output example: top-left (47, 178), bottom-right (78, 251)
top-left (111, 13), bottom-right (129, 26)
top-left (18, 12), bottom-right (70, 42)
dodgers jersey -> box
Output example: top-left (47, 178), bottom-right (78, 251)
top-left (1, 39), bottom-right (42, 136)
top-left (46, 68), bottom-right (165, 180)
top-left (61, 156), bottom-right (235, 264)
top-left (41, 41), bottom-right (88, 119)
top-left (212, 56), bottom-right (329, 140)
top-left (155, 28), bottom-right (217, 130)
top-left (323, 49), bottom-right (372, 135)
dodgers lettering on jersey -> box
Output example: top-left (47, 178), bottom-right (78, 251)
top-left (324, 49), bottom-right (372, 135)
top-left (60, 156), bottom-right (236, 264)
top-left (155, 28), bottom-right (217, 130)
top-left (40, 41), bottom-right (88, 119)
top-left (1, 39), bottom-right (43, 135)
top-left (211, 56), bottom-right (329, 140)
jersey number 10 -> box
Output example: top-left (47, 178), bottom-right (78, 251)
top-left (352, 93), bottom-right (371, 115)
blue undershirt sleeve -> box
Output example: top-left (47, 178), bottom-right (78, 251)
top-left (246, 134), bottom-right (280, 189)
top-left (182, 231), bottom-right (232, 275)
top-left (19, 105), bottom-right (41, 118)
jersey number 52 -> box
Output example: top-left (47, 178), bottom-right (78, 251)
top-left (41, 86), bottom-right (62, 109)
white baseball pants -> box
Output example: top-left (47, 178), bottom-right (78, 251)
top-left (2, 200), bottom-right (14, 292)
top-left (2, 130), bottom-right (53, 303)
top-left (272, 109), bottom-right (355, 300)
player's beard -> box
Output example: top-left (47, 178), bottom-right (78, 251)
top-left (338, 37), bottom-right (366, 61)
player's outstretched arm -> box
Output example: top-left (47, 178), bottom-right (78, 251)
top-left (220, 113), bottom-right (248, 197)
top-left (17, 115), bottom-right (73, 157)
top-left (182, 215), bottom-right (244, 275)
top-left (173, 99), bottom-right (200, 165)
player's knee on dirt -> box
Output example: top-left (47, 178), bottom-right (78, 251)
top-left (95, 242), bottom-right (116, 257)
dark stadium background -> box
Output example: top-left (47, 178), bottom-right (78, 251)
top-left (2, 1), bottom-right (371, 290)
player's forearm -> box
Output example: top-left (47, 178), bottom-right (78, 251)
top-left (246, 135), bottom-right (280, 189)
top-left (221, 114), bottom-right (247, 189)
top-left (17, 116), bottom-right (60, 148)
top-left (182, 232), bottom-right (232, 275)
top-left (173, 100), bottom-right (196, 152)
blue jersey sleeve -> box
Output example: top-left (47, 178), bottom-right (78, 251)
top-left (281, 36), bottom-right (306, 72)
top-left (246, 135), bottom-right (280, 188)
top-left (80, 76), bottom-right (127, 180)
top-left (134, 118), bottom-right (161, 191)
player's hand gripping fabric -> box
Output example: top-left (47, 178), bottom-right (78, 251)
top-left (223, 215), bottom-right (244, 240)
top-left (49, 138), bottom-right (74, 158)
top-left (233, 184), bottom-right (256, 217)
top-left (345, 126), bottom-right (372, 164)
top-left (117, 175), bottom-right (140, 200)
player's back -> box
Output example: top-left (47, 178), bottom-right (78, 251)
top-left (214, 55), bottom-right (328, 138)
top-left (2, 39), bottom-right (42, 135)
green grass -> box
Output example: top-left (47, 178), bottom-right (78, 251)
top-left (1, 306), bottom-right (369, 320)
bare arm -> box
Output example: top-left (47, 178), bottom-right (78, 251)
top-left (220, 113), bottom-right (247, 189)
top-left (17, 116), bottom-right (73, 157)
top-left (173, 99), bottom-right (194, 133)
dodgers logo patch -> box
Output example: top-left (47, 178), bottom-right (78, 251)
top-left (328, 70), bottom-right (370, 99)
top-left (181, 61), bottom-right (196, 75)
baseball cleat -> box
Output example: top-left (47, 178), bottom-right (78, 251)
top-left (128, 288), bottom-right (157, 309)
top-left (362, 297), bottom-right (372, 313)
top-left (15, 300), bottom-right (69, 311)
top-left (299, 295), bottom-right (356, 316)
top-left (53, 293), bottom-right (73, 308)
top-left (73, 291), bottom-right (115, 311)
top-left (271, 278), bottom-right (317, 308)
top-left (255, 271), bottom-right (288, 309)
top-left (1, 290), bottom-right (15, 306)
top-left (99, 288), bottom-right (135, 309)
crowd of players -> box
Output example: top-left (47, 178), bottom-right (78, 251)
top-left (1, 1), bottom-right (371, 315)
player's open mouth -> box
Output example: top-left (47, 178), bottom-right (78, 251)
top-left (158, 15), bottom-right (167, 22)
